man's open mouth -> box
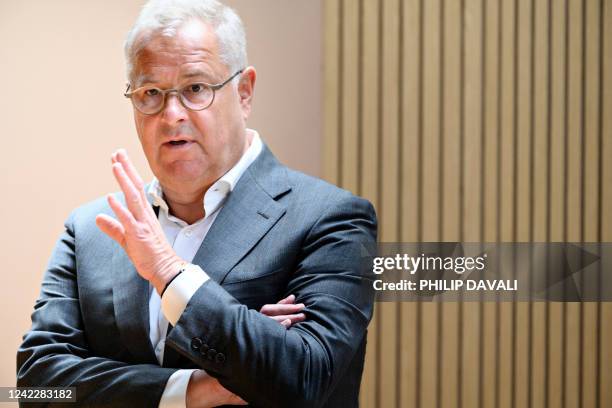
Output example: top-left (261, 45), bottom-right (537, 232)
top-left (167, 140), bottom-right (189, 146)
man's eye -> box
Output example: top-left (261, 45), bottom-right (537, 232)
top-left (144, 88), bottom-right (160, 97)
top-left (187, 84), bottom-right (204, 93)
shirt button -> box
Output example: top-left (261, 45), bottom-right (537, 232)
top-left (207, 349), bottom-right (217, 361)
top-left (215, 353), bottom-right (226, 364)
top-left (185, 229), bottom-right (192, 237)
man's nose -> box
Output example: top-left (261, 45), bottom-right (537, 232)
top-left (161, 92), bottom-right (188, 122)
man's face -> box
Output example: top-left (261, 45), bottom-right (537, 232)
top-left (130, 19), bottom-right (254, 196)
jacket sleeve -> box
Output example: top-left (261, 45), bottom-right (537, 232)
top-left (16, 211), bottom-right (177, 408)
top-left (165, 193), bottom-right (377, 408)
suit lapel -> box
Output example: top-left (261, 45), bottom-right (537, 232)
top-left (192, 170), bottom-right (286, 284)
top-left (192, 143), bottom-right (292, 284)
top-left (112, 243), bottom-right (158, 364)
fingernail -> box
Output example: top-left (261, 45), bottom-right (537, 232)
top-left (297, 303), bottom-right (305, 308)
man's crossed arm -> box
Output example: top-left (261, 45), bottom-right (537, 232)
top-left (187, 294), bottom-right (305, 407)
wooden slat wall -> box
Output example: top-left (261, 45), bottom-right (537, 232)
top-left (323, 0), bottom-right (612, 407)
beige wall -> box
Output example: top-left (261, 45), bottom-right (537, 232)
top-left (0, 0), bottom-right (321, 390)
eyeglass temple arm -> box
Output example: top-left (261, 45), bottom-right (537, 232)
top-left (210, 69), bottom-right (244, 91)
top-left (124, 83), bottom-right (132, 98)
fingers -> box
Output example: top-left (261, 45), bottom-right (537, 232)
top-left (261, 295), bottom-right (306, 328)
top-left (95, 213), bottom-right (126, 246)
top-left (269, 313), bottom-right (306, 324)
top-left (114, 149), bottom-right (146, 200)
top-left (260, 302), bottom-right (305, 315)
top-left (278, 313), bottom-right (306, 328)
top-left (107, 193), bottom-right (136, 227)
top-left (276, 294), bottom-right (296, 304)
top-left (112, 161), bottom-right (146, 220)
top-left (111, 149), bottom-right (154, 220)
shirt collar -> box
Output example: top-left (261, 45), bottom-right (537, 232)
top-left (147, 129), bottom-right (263, 222)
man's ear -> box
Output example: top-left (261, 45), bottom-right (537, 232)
top-left (238, 66), bottom-right (256, 120)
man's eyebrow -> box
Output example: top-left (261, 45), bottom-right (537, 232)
top-left (133, 71), bottom-right (215, 87)
top-left (134, 75), bottom-right (156, 87)
top-left (182, 70), bottom-right (215, 81)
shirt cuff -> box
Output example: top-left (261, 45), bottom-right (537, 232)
top-left (158, 369), bottom-right (198, 408)
top-left (161, 264), bottom-right (209, 325)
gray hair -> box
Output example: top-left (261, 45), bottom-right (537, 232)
top-left (124, 0), bottom-right (247, 83)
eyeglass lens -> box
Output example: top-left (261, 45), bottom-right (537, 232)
top-left (133, 83), bottom-right (214, 113)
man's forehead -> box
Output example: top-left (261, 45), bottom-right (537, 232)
top-left (134, 66), bottom-right (216, 86)
top-left (132, 19), bottom-right (224, 83)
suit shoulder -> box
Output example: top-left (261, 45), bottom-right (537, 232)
top-left (282, 168), bottom-right (378, 244)
top-left (284, 167), bottom-right (375, 213)
top-left (66, 192), bottom-right (120, 228)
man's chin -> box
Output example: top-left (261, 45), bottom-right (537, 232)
top-left (160, 160), bottom-right (207, 179)
top-left (155, 166), bottom-right (214, 189)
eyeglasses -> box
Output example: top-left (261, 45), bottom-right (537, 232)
top-left (124, 69), bottom-right (244, 115)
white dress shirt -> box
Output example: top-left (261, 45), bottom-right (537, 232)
top-left (148, 130), bottom-right (263, 407)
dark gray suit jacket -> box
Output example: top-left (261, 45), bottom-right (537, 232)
top-left (17, 144), bottom-right (377, 407)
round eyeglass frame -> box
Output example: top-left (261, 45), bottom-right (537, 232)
top-left (124, 69), bottom-right (244, 115)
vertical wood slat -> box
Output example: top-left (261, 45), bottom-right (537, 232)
top-left (548, 2), bottom-right (567, 408)
top-left (322, 0), bottom-right (611, 407)
top-left (565, 1), bottom-right (584, 408)
top-left (440, 0), bottom-right (461, 406)
top-left (482, 1), bottom-right (501, 407)
top-left (461, 1), bottom-right (483, 408)
top-left (398, 0), bottom-right (421, 406)
top-left (514, 0), bottom-right (532, 406)
top-left (600, 4), bottom-right (612, 408)
top-left (420, 1), bottom-right (441, 408)
top-left (498, 2), bottom-right (517, 408)
top-left (581, 0), bottom-right (601, 405)
top-left (379, 0), bottom-right (400, 406)
top-left (359, 0), bottom-right (380, 407)
top-left (399, 0), bottom-right (420, 406)
top-left (531, 0), bottom-right (550, 407)
top-left (340, 0), bottom-right (359, 194)
top-left (323, 0), bottom-right (340, 187)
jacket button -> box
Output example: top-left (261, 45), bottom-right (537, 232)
top-left (199, 344), bottom-right (209, 356)
top-left (207, 349), bottom-right (217, 361)
top-left (215, 353), bottom-right (226, 364)
top-left (191, 337), bottom-right (203, 351)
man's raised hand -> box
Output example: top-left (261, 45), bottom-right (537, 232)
top-left (95, 149), bottom-right (183, 295)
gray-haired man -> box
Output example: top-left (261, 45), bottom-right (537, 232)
top-left (17, 1), bottom-right (376, 407)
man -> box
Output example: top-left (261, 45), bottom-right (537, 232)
top-left (17, 0), bottom-right (377, 407)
